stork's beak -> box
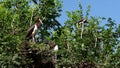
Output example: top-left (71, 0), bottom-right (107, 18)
top-left (39, 18), bottom-right (43, 24)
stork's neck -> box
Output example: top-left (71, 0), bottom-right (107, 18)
top-left (36, 18), bottom-right (42, 28)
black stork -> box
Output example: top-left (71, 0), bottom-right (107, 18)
top-left (26, 17), bottom-right (43, 42)
top-left (78, 18), bottom-right (87, 24)
top-left (78, 18), bottom-right (88, 39)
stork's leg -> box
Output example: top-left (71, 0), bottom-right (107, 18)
top-left (32, 36), bottom-right (36, 43)
top-left (32, 37), bottom-right (34, 42)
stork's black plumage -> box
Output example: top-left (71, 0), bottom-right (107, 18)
top-left (78, 18), bottom-right (88, 24)
top-left (26, 25), bottom-right (35, 40)
top-left (26, 18), bottom-right (43, 42)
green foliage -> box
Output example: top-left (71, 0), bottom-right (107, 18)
top-left (52, 5), bottom-right (120, 68)
top-left (0, 0), bottom-right (62, 67)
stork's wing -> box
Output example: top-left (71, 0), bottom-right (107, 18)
top-left (26, 25), bottom-right (35, 38)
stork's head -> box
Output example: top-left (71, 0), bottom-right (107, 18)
top-left (36, 17), bottom-right (43, 28)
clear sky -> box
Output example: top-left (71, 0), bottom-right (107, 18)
top-left (58, 0), bottom-right (120, 25)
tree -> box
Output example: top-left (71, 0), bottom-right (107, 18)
top-left (53, 4), bottom-right (120, 68)
top-left (0, 0), bottom-right (62, 67)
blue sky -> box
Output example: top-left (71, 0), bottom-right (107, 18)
top-left (58, 0), bottom-right (120, 25)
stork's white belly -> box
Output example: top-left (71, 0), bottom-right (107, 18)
top-left (53, 45), bottom-right (58, 51)
top-left (32, 25), bottom-right (38, 35)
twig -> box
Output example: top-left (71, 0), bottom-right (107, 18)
top-left (94, 27), bottom-right (98, 47)
top-left (30, 9), bottom-right (34, 26)
top-left (81, 22), bottom-right (84, 39)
